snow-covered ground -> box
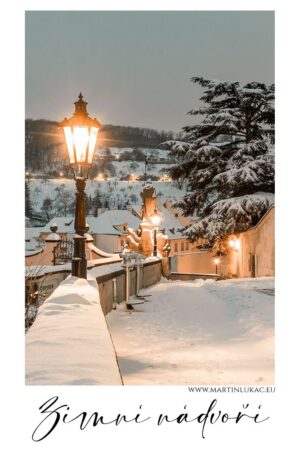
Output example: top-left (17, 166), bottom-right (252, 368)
top-left (106, 277), bottom-right (274, 385)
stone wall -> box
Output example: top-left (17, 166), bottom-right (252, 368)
top-left (231, 206), bottom-right (275, 278)
top-left (171, 251), bottom-right (218, 274)
top-left (170, 207), bottom-right (275, 278)
top-left (93, 260), bottom-right (162, 316)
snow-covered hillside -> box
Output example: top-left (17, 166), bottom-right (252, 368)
top-left (26, 146), bottom-right (185, 216)
top-left (28, 178), bottom-right (185, 214)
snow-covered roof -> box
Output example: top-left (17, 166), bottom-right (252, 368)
top-left (25, 227), bottom-right (41, 241)
top-left (130, 201), bottom-right (185, 238)
top-left (40, 217), bottom-right (75, 234)
top-left (88, 210), bottom-right (140, 235)
top-left (25, 217), bottom-right (32, 227)
top-left (41, 210), bottom-right (141, 237)
top-left (156, 204), bottom-right (185, 238)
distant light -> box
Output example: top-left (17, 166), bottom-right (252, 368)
top-left (228, 237), bottom-right (240, 250)
top-left (151, 208), bottom-right (161, 227)
top-left (213, 257), bottom-right (220, 265)
top-left (160, 174), bottom-right (172, 182)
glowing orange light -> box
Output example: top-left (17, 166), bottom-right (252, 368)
top-left (60, 93), bottom-right (101, 170)
top-left (151, 208), bottom-right (161, 227)
top-left (228, 237), bottom-right (240, 250)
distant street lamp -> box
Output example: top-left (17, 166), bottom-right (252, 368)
top-left (151, 207), bottom-right (161, 257)
top-left (60, 93), bottom-right (101, 278)
top-left (213, 257), bottom-right (220, 275)
top-left (26, 171), bottom-right (31, 183)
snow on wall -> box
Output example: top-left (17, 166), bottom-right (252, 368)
top-left (26, 274), bottom-right (122, 385)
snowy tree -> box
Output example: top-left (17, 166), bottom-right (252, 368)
top-left (25, 182), bottom-right (33, 218)
top-left (92, 189), bottom-right (103, 215)
top-left (54, 184), bottom-right (74, 217)
top-left (41, 197), bottom-right (53, 220)
top-left (129, 161), bottom-right (139, 170)
top-left (161, 77), bottom-right (275, 242)
top-left (129, 193), bottom-right (138, 204)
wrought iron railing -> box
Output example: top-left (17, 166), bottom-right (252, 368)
top-left (52, 239), bottom-right (74, 265)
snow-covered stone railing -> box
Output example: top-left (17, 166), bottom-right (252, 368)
top-left (90, 257), bottom-right (162, 315)
top-left (25, 254), bottom-right (122, 279)
top-left (26, 274), bottom-right (122, 385)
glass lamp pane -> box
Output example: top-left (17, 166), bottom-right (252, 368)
top-left (152, 215), bottom-right (160, 226)
top-left (72, 127), bottom-right (89, 163)
top-left (87, 127), bottom-right (99, 164)
top-left (63, 127), bottom-right (75, 164)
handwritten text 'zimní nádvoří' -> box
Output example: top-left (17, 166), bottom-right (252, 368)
top-left (32, 396), bottom-right (269, 442)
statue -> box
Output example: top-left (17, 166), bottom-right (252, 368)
top-left (126, 179), bottom-right (171, 259)
top-left (139, 178), bottom-right (157, 222)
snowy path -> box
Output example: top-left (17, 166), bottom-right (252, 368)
top-left (106, 277), bottom-right (274, 385)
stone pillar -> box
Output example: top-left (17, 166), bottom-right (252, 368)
top-left (84, 224), bottom-right (94, 261)
top-left (45, 224), bottom-right (62, 265)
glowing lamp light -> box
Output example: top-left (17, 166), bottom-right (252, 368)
top-left (151, 208), bottom-right (161, 227)
top-left (151, 207), bottom-right (161, 257)
top-left (228, 237), bottom-right (240, 251)
top-left (60, 93), bottom-right (101, 176)
top-left (60, 93), bottom-right (101, 279)
top-left (213, 257), bottom-right (220, 266)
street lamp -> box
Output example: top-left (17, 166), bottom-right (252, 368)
top-left (60, 93), bottom-right (101, 278)
top-left (213, 257), bottom-right (220, 275)
top-left (26, 171), bottom-right (31, 183)
top-left (151, 207), bottom-right (161, 257)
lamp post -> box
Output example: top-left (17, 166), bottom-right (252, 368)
top-left (151, 207), bottom-right (161, 257)
top-left (26, 171), bottom-right (31, 183)
top-left (60, 93), bottom-right (101, 278)
top-left (213, 257), bottom-right (220, 275)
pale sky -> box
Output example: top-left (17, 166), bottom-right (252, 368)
top-left (25, 11), bottom-right (274, 132)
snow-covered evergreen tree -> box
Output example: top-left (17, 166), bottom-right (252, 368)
top-left (162, 77), bottom-right (275, 242)
top-left (25, 182), bottom-right (33, 218)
